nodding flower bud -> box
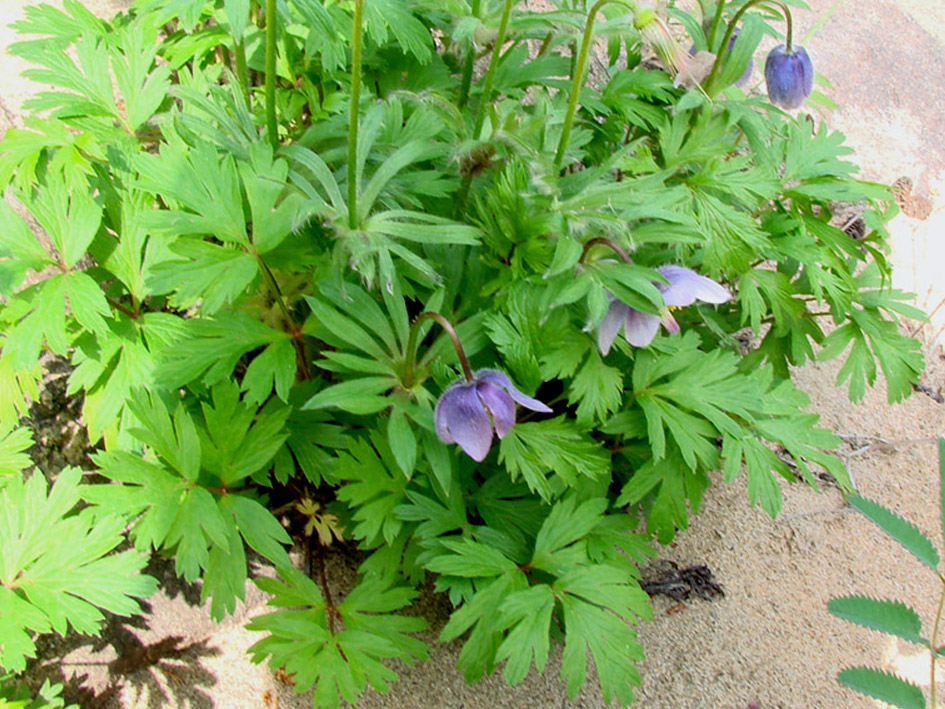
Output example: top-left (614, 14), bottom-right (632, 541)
top-left (764, 44), bottom-right (813, 109)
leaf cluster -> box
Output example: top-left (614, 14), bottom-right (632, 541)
top-left (0, 0), bottom-right (928, 706)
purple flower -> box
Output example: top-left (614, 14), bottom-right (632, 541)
top-left (764, 44), bottom-right (813, 109)
top-left (597, 265), bottom-right (730, 353)
top-left (434, 369), bottom-right (552, 462)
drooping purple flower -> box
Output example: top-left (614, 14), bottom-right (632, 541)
top-left (764, 44), bottom-right (814, 109)
top-left (434, 369), bottom-right (552, 462)
top-left (597, 265), bottom-right (730, 354)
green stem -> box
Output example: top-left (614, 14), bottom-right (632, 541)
top-left (403, 312), bottom-right (474, 388)
top-left (458, 0), bottom-right (482, 108)
top-left (704, 0), bottom-right (793, 96)
top-left (257, 255), bottom-right (311, 380)
top-left (553, 0), bottom-right (639, 172)
top-left (347, 0), bottom-right (364, 229)
top-left (930, 576), bottom-right (945, 708)
top-left (234, 37), bottom-right (250, 106)
top-left (264, 0), bottom-right (278, 151)
top-left (706, 0), bottom-right (726, 49)
top-left (471, 0), bottom-right (514, 140)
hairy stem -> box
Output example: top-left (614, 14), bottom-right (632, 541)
top-left (347, 0), bottom-right (365, 229)
top-left (554, 0), bottom-right (640, 171)
top-left (234, 37), bottom-right (250, 105)
top-left (403, 312), bottom-right (474, 388)
top-left (704, 0), bottom-right (793, 95)
top-left (264, 0), bottom-right (278, 150)
top-left (471, 0), bottom-right (514, 140)
top-left (458, 0), bottom-right (482, 108)
top-left (580, 236), bottom-right (632, 264)
top-left (706, 0), bottom-right (726, 49)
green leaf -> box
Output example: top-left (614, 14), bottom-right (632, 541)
top-left (558, 591), bottom-right (645, 706)
top-left (495, 585), bottom-right (554, 685)
top-left (0, 427), bottom-right (33, 487)
top-left (248, 567), bottom-right (427, 707)
top-left (437, 572), bottom-right (528, 682)
top-left (531, 497), bottom-right (607, 575)
top-left (240, 142), bottom-right (314, 254)
top-left (147, 239), bottom-right (258, 315)
top-left (335, 433), bottom-right (409, 546)
top-left (828, 596), bottom-right (925, 644)
top-left (19, 173), bottom-right (101, 269)
top-left (386, 408), bottom-right (417, 478)
top-left (0, 201), bottom-right (51, 296)
top-left (302, 377), bottom-right (394, 415)
top-left (498, 417), bottom-right (610, 501)
top-left (425, 538), bottom-right (518, 578)
top-left (240, 337), bottom-right (296, 404)
top-left (109, 23), bottom-right (171, 131)
top-left (848, 495), bottom-right (939, 571)
top-left (568, 349), bottom-right (623, 423)
top-left (198, 381), bottom-right (290, 486)
top-left (836, 667), bottom-right (925, 709)
top-left (0, 468), bottom-right (156, 673)
top-left (156, 312), bottom-right (279, 389)
top-left (136, 139), bottom-right (248, 245)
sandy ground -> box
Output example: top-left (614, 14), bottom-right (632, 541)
top-left (5, 0), bottom-right (945, 707)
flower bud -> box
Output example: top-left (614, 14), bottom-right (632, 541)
top-left (764, 44), bottom-right (813, 109)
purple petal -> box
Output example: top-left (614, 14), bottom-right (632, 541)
top-left (623, 308), bottom-right (661, 347)
top-left (476, 381), bottom-right (515, 439)
top-left (477, 370), bottom-right (553, 413)
top-left (597, 300), bottom-right (628, 356)
top-left (434, 385), bottom-right (458, 444)
top-left (442, 383), bottom-right (493, 462)
top-left (658, 266), bottom-right (730, 307)
top-left (661, 310), bottom-right (680, 335)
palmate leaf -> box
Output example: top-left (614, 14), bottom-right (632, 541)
top-left (568, 349), bottom-right (623, 424)
top-left (10, 0), bottom-right (108, 45)
top-left (0, 468), bottom-right (157, 673)
top-left (136, 137), bottom-right (247, 245)
top-left (556, 564), bottom-right (651, 706)
top-left (827, 595), bottom-right (925, 644)
top-left (848, 495), bottom-right (940, 571)
top-left (616, 450), bottom-right (711, 544)
top-left (0, 427), bottom-right (33, 486)
top-left (836, 667), bottom-right (925, 709)
top-left (84, 386), bottom-right (291, 618)
top-left (68, 312), bottom-right (186, 442)
top-left (2, 271), bottom-right (113, 372)
top-left (17, 37), bottom-right (119, 124)
top-left (247, 566), bottom-right (428, 709)
top-left (155, 312), bottom-right (285, 390)
top-left (498, 417), bottom-right (610, 501)
top-left (334, 432), bottom-right (409, 547)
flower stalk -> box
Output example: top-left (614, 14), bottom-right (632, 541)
top-left (704, 0), bottom-right (793, 96)
top-left (581, 236), bottom-right (633, 265)
top-left (458, 0), bottom-right (482, 109)
top-left (554, 0), bottom-right (640, 172)
top-left (264, 0), bottom-right (278, 151)
top-left (403, 312), bottom-right (474, 389)
top-left (347, 0), bottom-right (365, 230)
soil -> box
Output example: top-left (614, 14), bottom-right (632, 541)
top-left (4, 0), bottom-right (945, 707)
